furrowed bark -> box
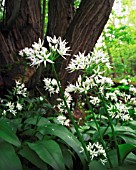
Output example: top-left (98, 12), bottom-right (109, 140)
top-left (0, 0), bottom-right (41, 90)
top-left (60, 0), bottom-right (115, 88)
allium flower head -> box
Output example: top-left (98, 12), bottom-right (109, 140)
top-left (43, 78), bottom-right (59, 95)
top-left (14, 80), bottom-right (28, 97)
top-left (86, 142), bottom-right (107, 164)
top-left (47, 35), bottom-right (70, 57)
top-left (57, 91), bottom-right (72, 114)
top-left (57, 115), bottom-right (70, 126)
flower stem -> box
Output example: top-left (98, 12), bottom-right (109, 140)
top-left (85, 94), bottom-right (113, 168)
top-left (100, 94), bottom-right (121, 165)
top-left (52, 64), bottom-right (90, 162)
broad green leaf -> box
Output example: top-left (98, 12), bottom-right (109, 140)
top-left (19, 145), bottom-right (47, 170)
top-left (119, 134), bottom-right (136, 145)
top-left (60, 144), bottom-right (73, 170)
top-left (112, 164), bottom-right (136, 170)
top-left (128, 121), bottom-right (136, 130)
top-left (108, 149), bottom-right (118, 168)
top-left (118, 143), bottom-right (136, 164)
top-left (89, 160), bottom-right (107, 170)
top-left (27, 139), bottom-right (66, 170)
top-left (25, 117), bottom-right (50, 126)
top-left (93, 125), bottom-right (136, 140)
top-left (0, 141), bottom-right (22, 170)
top-left (125, 153), bottom-right (136, 164)
top-left (38, 124), bottom-right (87, 168)
top-left (0, 120), bottom-right (21, 147)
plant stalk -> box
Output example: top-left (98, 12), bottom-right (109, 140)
top-left (85, 94), bottom-right (113, 168)
top-left (100, 94), bottom-right (121, 165)
top-left (52, 64), bottom-right (90, 162)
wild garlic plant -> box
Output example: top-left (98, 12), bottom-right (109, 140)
top-left (0, 81), bottom-right (28, 118)
top-left (10, 35), bottom-right (136, 167)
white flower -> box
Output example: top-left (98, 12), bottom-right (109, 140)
top-left (120, 79), bottom-right (129, 85)
top-left (57, 115), bottom-right (66, 124)
top-left (43, 78), bottom-right (59, 95)
top-left (130, 85), bottom-right (136, 95)
top-left (47, 35), bottom-right (70, 57)
top-left (12, 110), bottom-right (17, 116)
top-left (100, 158), bottom-right (107, 165)
top-left (16, 102), bottom-right (23, 111)
top-left (47, 35), bottom-right (58, 44)
top-left (86, 142), bottom-right (107, 163)
top-left (121, 114), bottom-right (132, 121)
top-left (108, 101), bottom-right (132, 121)
top-left (66, 52), bottom-right (87, 72)
top-left (39, 96), bottom-right (44, 101)
top-left (2, 110), bottom-right (6, 116)
top-left (19, 38), bottom-right (54, 68)
top-left (64, 119), bottom-right (70, 126)
top-left (106, 92), bottom-right (118, 102)
top-left (14, 80), bottom-right (28, 97)
top-left (6, 101), bottom-right (15, 110)
top-left (90, 96), bottom-right (100, 105)
top-left (65, 84), bottom-right (77, 93)
top-left (57, 115), bottom-right (70, 126)
top-left (32, 38), bottom-right (43, 50)
top-left (57, 37), bottom-right (70, 57)
top-left (56, 91), bottom-right (72, 114)
top-left (130, 98), bottom-right (136, 106)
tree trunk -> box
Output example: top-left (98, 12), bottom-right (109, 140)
top-left (46, 0), bottom-right (74, 38)
top-left (60, 0), bottom-right (115, 88)
top-left (0, 0), bottom-right (41, 91)
top-left (44, 0), bottom-right (115, 88)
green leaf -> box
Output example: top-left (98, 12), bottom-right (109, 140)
top-left (119, 134), bottom-right (136, 145)
top-left (27, 139), bottom-right (66, 170)
top-left (19, 145), bottom-right (47, 170)
top-left (112, 164), bottom-right (136, 170)
top-left (93, 125), bottom-right (136, 140)
top-left (118, 143), bottom-right (136, 164)
top-left (39, 124), bottom-right (87, 168)
top-left (125, 153), bottom-right (136, 164)
top-left (25, 117), bottom-right (50, 126)
top-left (0, 141), bottom-right (22, 170)
top-left (0, 120), bottom-right (21, 147)
top-left (60, 144), bottom-right (73, 170)
top-left (108, 149), bottom-right (118, 168)
top-left (89, 160), bottom-right (107, 170)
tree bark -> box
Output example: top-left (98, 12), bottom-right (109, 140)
top-left (46, 0), bottom-right (74, 38)
top-left (60, 0), bottom-right (115, 88)
top-left (0, 0), bottom-right (41, 90)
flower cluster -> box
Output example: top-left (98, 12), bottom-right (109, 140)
top-left (19, 39), bottom-right (53, 67)
top-left (19, 36), bottom-right (70, 68)
top-left (86, 142), bottom-right (107, 165)
top-left (1, 81), bottom-right (26, 117)
top-left (43, 78), bottom-right (59, 96)
top-left (65, 49), bottom-right (135, 122)
top-left (66, 50), bottom-right (111, 73)
top-left (107, 101), bottom-right (132, 121)
top-left (13, 80), bottom-right (28, 97)
top-left (2, 101), bottom-right (23, 117)
top-left (57, 91), bottom-right (73, 114)
top-left (47, 35), bottom-right (70, 58)
top-left (57, 115), bottom-right (70, 126)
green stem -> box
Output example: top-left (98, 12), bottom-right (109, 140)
top-left (85, 94), bottom-right (113, 168)
top-left (100, 94), bottom-right (121, 165)
top-left (33, 109), bottom-right (42, 135)
top-left (52, 64), bottom-right (90, 162)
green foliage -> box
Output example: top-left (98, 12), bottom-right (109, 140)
top-left (0, 142), bottom-right (22, 170)
top-left (96, 0), bottom-right (136, 81)
top-left (0, 119), bottom-right (21, 147)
